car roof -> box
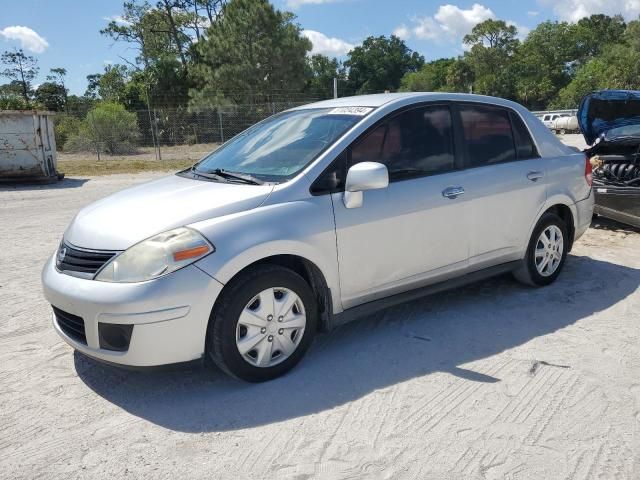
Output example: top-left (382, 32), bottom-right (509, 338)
top-left (291, 92), bottom-right (527, 111)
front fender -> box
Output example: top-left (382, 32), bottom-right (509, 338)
top-left (190, 196), bottom-right (343, 314)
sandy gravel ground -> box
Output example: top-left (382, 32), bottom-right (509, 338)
top-left (1, 172), bottom-right (639, 479)
top-left (557, 133), bottom-right (589, 151)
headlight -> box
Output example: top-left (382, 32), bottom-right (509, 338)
top-left (95, 227), bottom-right (214, 283)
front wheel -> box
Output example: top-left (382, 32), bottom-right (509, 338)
top-left (206, 264), bottom-right (317, 382)
top-left (513, 212), bottom-right (569, 287)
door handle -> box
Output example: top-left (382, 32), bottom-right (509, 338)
top-left (442, 186), bottom-right (465, 199)
top-left (527, 171), bottom-right (544, 181)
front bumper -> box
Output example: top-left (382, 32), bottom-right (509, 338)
top-left (42, 255), bottom-right (224, 367)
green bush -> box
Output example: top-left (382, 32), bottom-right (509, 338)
top-left (0, 94), bottom-right (31, 110)
top-left (65, 102), bottom-right (140, 154)
top-left (53, 114), bottom-right (82, 151)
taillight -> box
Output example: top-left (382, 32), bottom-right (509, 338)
top-left (585, 155), bottom-right (593, 186)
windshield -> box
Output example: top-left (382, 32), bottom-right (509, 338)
top-left (193, 108), bottom-right (368, 182)
top-left (604, 123), bottom-right (640, 139)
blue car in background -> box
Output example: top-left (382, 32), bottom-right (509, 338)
top-left (580, 90), bottom-right (640, 228)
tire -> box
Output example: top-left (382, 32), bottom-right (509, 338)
top-left (513, 212), bottom-right (569, 287)
top-left (560, 129), bottom-right (566, 135)
top-left (206, 264), bottom-right (317, 382)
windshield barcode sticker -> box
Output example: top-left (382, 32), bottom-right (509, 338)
top-left (327, 107), bottom-right (373, 116)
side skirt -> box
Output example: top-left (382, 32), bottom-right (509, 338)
top-left (330, 261), bottom-right (522, 328)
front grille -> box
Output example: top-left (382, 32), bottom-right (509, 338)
top-left (53, 306), bottom-right (87, 344)
top-left (56, 242), bottom-right (116, 275)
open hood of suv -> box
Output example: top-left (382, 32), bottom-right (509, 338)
top-left (578, 90), bottom-right (640, 146)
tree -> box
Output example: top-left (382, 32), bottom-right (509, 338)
top-left (190, 0), bottom-right (311, 106)
top-left (552, 44), bottom-right (640, 108)
top-left (573, 14), bottom-right (626, 62)
top-left (46, 67), bottom-right (68, 109)
top-left (0, 49), bottom-right (38, 102)
top-left (305, 54), bottom-right (343, 99)
top-left (463, 20), bottom-right (519, 98)
top-left (624, 19), bottom-right (640, 51)
top-left (0, 81), bottom-right (23, 97)
top-left (34, 82), bottom-right (67, 111)
top-left (463, 19), bottom-right (518, 50)
top-left (101, 1), bottom-right (227, 72)
top-left (400, 58), bottom-right (455, 92)
top-left (345, 35), bottom-right (424, 94)
top-left (156, 0), bottom-right (192, 70)
top-left (512, 21), bottom-right (575, 109)
top-left (0, 81), bottom-right (29, 109)
top-left (65, 94), bottom-right (96, 116)
top-left (445, 60), bottom-right (474, 93)
top-left (101, 0), bottom-right (196, 110)
top-left (84, 64), bottom-right (145, 107)
top-left (102, 2), bottom-right (185, 68)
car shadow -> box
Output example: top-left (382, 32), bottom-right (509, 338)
top-left (590, 216), bottom-right (640, 233)
top-left (75, 255), bottom-right (640, 433)
top-left (0, 177), bottom-right (89, 191)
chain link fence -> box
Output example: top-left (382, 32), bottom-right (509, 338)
top-left (55, 98), bottom-right (320, 163)
top-left (54, 100), bottom-right (586, 166)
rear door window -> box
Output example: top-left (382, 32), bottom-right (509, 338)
top-left (458, 105), bottom-right (516, 167)
top-left (349, 105), bottom-right (455, 181)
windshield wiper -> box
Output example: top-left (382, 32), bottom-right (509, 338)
top-left (189, 166), bottom-right (227, 182)
top-left (210, 169), bottom-right (265, 185)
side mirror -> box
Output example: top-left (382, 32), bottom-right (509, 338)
top-left (343, 162), bottom-right (389, 208)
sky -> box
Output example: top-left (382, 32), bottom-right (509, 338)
top-left (2, 0), bottom-right (640, 95)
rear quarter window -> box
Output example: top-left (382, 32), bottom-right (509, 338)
top-left (509, 112), bottom-right (539, 160)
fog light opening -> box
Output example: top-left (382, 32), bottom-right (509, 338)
top-left (98, 323), bottom-right (134, 352)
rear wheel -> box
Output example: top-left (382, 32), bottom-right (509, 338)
top-left (514, 212), bottom-right (568, 286)
top-left (206, 264), bottom-right (317, 382)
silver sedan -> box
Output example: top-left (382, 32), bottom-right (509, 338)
top-left (42, 93), bottom-right (594, 381)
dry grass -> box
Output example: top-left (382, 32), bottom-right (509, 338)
top-left (58, 158), bottom-right (196, 176)
top-left (57, 143), bottom-right (219, 176)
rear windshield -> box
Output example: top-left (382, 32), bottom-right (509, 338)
top-left (194, 108), bottom-right (367, 182)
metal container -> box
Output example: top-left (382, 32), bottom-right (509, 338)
top-left (552, 115), bottom-right (580, 134)
top-left (0, 110), bottom-right (62, 183)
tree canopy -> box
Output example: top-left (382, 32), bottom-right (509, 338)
top-left (344, 35), bottom-right (424, 94)
top-left (3, 1), bottom-right (640, 119)
top-left (0, 49), bottom-right (38, 102)
top-left (190, 0), bottom-right (311, 106)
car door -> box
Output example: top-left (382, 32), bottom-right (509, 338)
top-left (328, 104), bottom-right (470, 308)
top-left (454, 103), bottom-right (547, 269)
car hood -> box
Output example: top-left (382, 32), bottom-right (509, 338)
top-left (64, 174), bottom-right (274, 250)
top-left (578, 90), bottom-right (640, 145)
